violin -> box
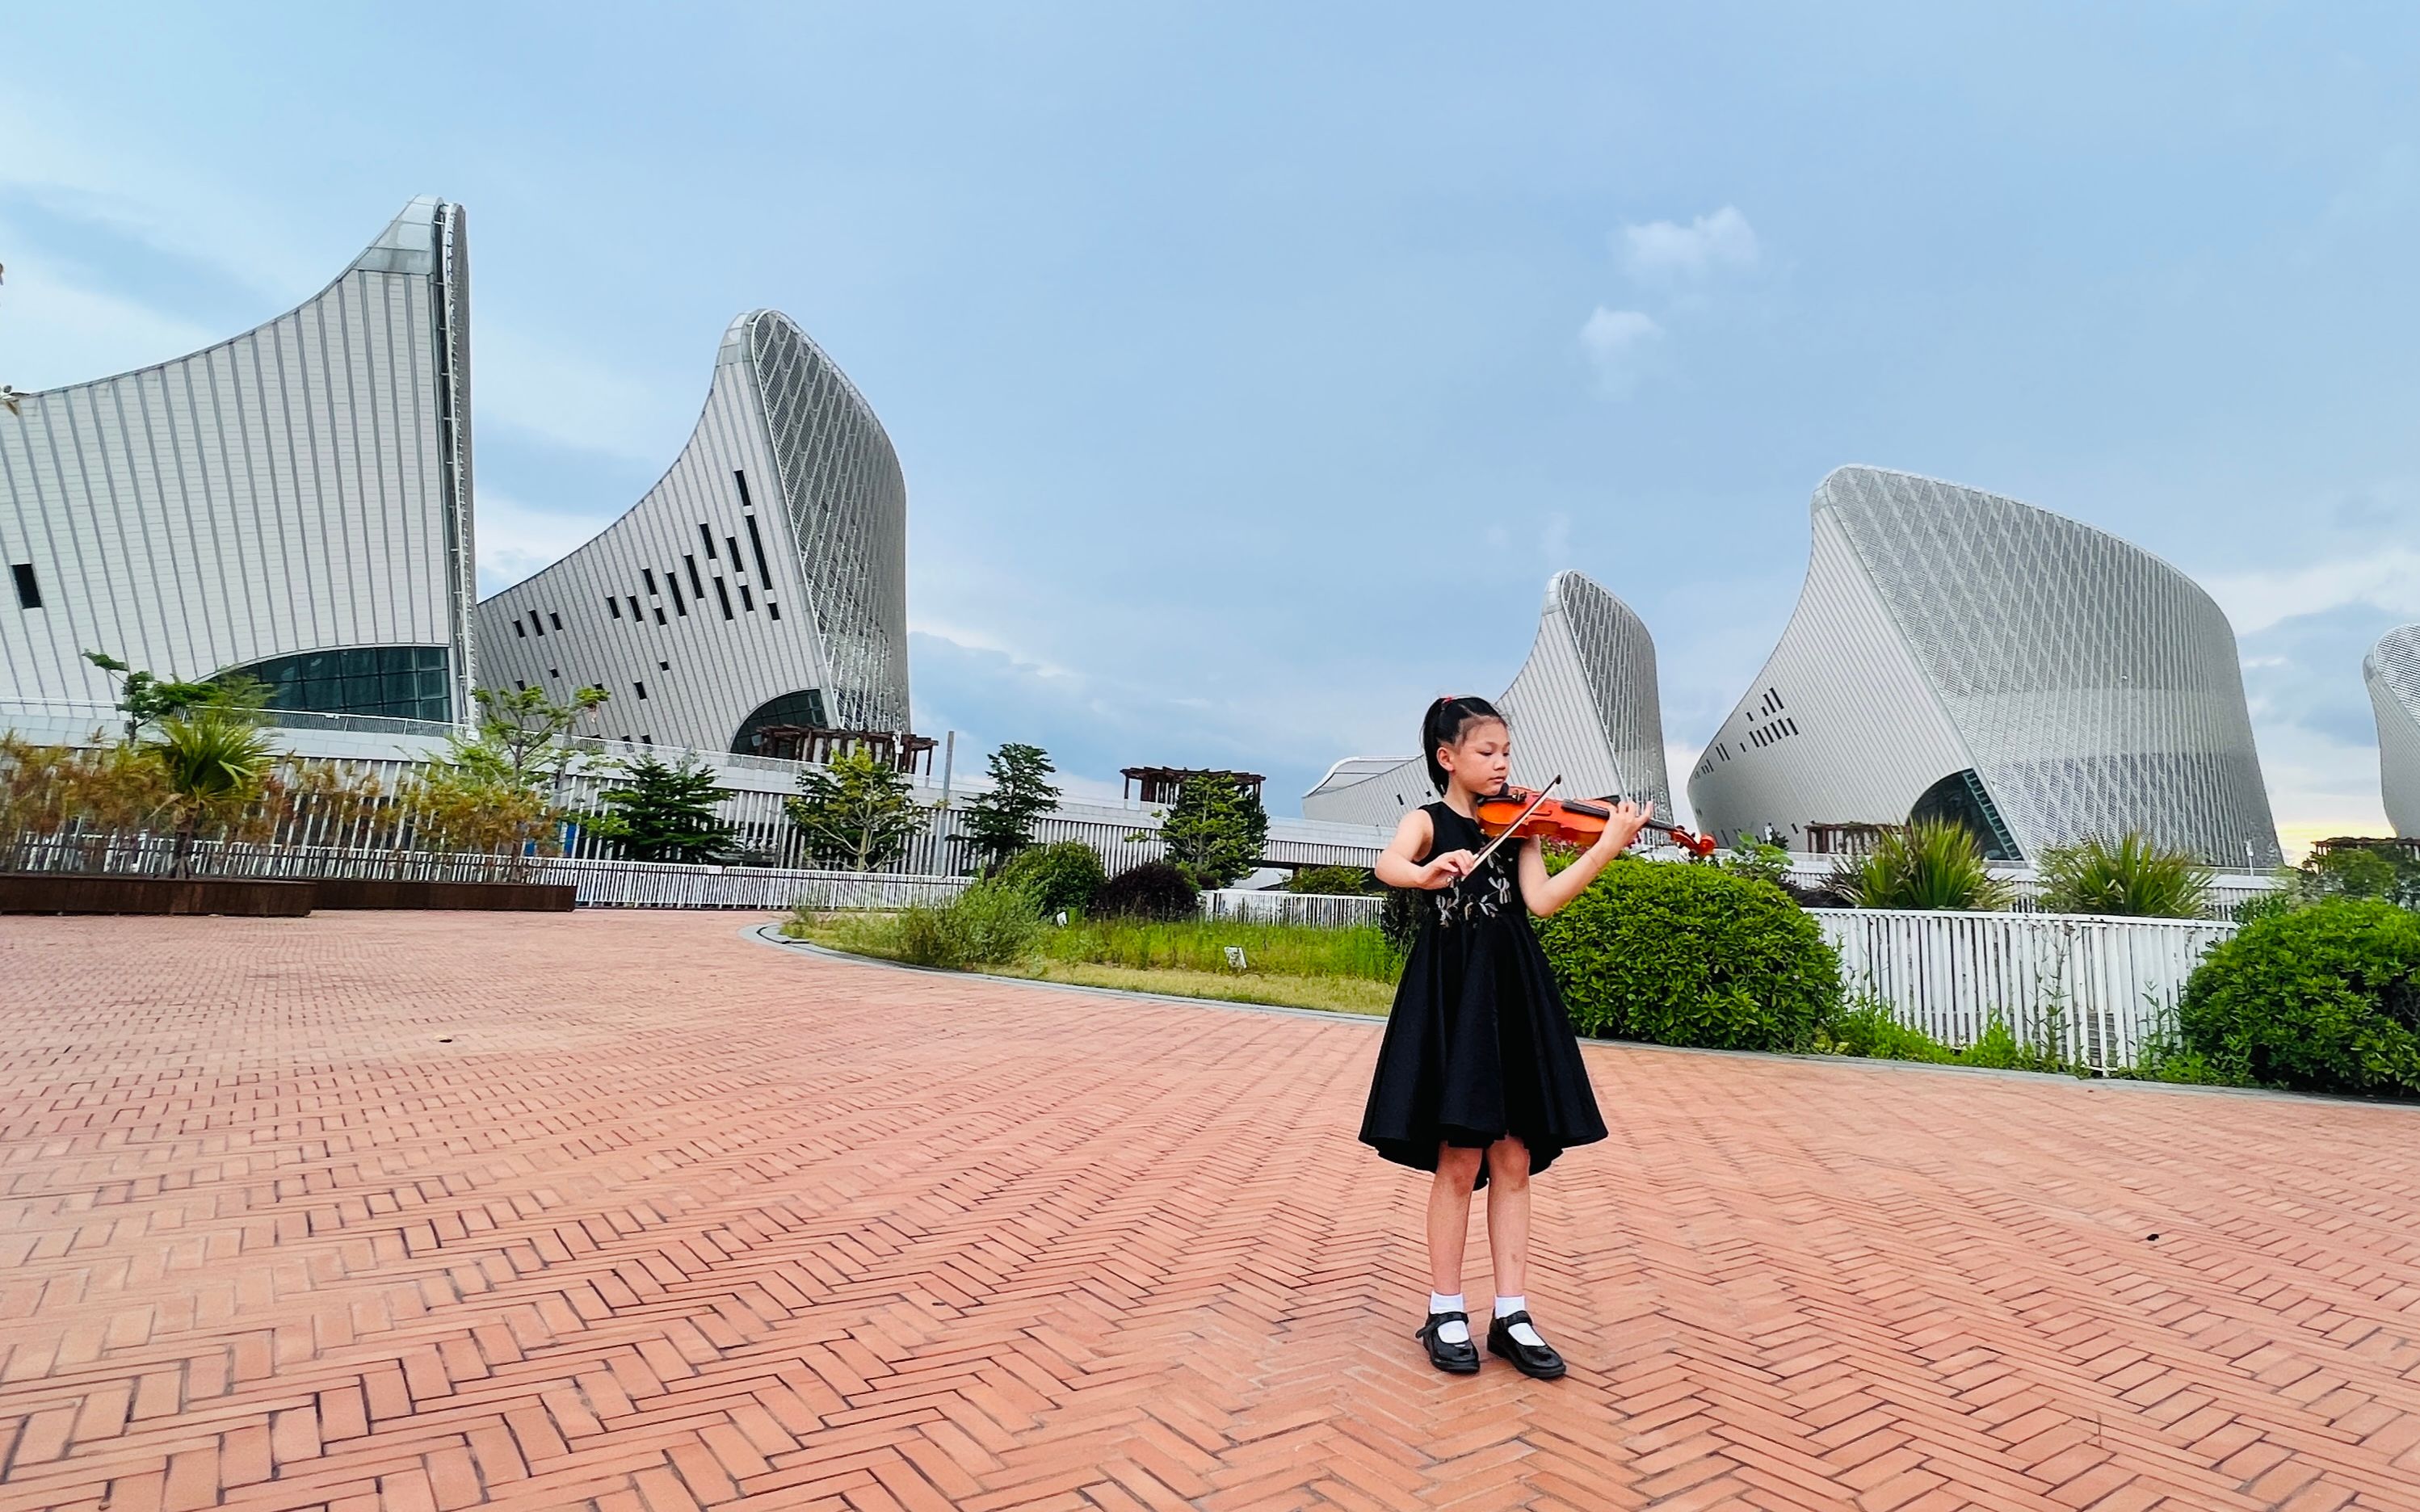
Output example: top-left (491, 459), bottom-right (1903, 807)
top-left (1473, 781), bottom-right (1717, 858)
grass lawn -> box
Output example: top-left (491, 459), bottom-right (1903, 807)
top-left (784, 912), bottom-right (1401, 1017)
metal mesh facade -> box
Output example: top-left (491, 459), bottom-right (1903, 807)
top-left (1301, 571), bottom-right (1670, 827)
top-left (1689, 466), bottom-right (2282, 866)
top-left (747, 316), bottom-right (910, 731)
top-left (0, 199), bottom-right (476, 718)
top-left (474, 312), bottom-right (910, 751)
top-left (2366, 625), bottom-right (2420, 838)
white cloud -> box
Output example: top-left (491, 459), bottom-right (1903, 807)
top-left (1622, 205), bottom-right (1760, 284)
top-left (1579, 306), bottom-right (1661, 396)
top-left (2198, 546), bottom-right (2420, 636)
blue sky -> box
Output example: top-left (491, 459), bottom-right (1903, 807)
top-left (4, 4), bottom-right (2416, 842)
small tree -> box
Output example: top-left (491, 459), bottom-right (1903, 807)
top-left (84, 649), bottom-right (250, 743)
top-left (591, 755), bottom-right (735, 863)
top-left (149, 708), bottom-right (276, 874)
top-left (460, 683), bottom-right (611, 790)
top-left (1157, 771), bottom-right (1269, 889)
top-left (788, 749), bottom-right (927, 872)
top-left (959, 741), bottom-right (1061, 873)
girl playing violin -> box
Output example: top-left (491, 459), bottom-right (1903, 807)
top-left (1360, 695), bottom-right (1652, 1379)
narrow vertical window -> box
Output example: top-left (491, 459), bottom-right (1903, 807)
top-left (607, 595), bottom-right (622, 620)
top-left (529, 611), bottom-right (545, 637)
top-left (685, 554), bottom-right (704, 596)
top-left (635, 681), bottom-right (648, 701)
top-left (653, 606), bottom-right (666, 626)
top-left (641, 568), bottom-right (658, 595)
top-left (628, 595), bottom-right (643, 620)
top-left (727, 536), bottom-right (745, 574)
top-left (9, 563), bottom-right (40, 610)
top-left (548, 611), bottom-right (564, 631)
top-left (668, 580), bottom-right (687, 615)
top-left (744, 514), bottom-right (773, 583)
top-left (740, 585), bottom-right (754, 611)
top-left (733, 469), bottom-right (754, 511)
top-left (700, 523), bottom-right (717, 559)
top-left (767, 600), bottom-right (781, 621)
top-left (514, 620), bottom-right (527, 638)
top-left (713, 578), bottom-right (734, 620)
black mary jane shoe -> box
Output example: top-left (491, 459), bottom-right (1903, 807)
top-left (1415, 1311), bottom-right (1481, 1375)
top-left (1486, 1310), bottom-right (1568, 1380)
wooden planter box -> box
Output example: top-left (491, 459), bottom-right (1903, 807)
top-left (310, 879), bottom-right (576, 911)
top-left (0, 873), bottom-right (315, 917)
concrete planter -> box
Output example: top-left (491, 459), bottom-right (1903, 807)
top-left (310, 879), bottom-right (575, 911)
top-left (0, 873), bottom-right (315, 917)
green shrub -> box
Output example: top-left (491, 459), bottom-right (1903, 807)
top-left (1538, 860), bottom-right (1842, 1052)
top-left (1379, 886), bottom-right (1426, 956)
top-left (2306, 846), bottom-right (2400, 900)
top-left (2178, 898), bottom-right (2420, 1097)
top-left (2036, 832), bottom-right (2213, 918)
top-left (998, 841), bottom-right (1107, 915)
top-left (1958, 1013), bottom-right (2076, 1075)
top-left (826, 881), bottom-right (1043, 970)
top-left (1818, 998), bottom-right (1956, 1062)
top-left (1832, 820), bottom-right (2012, 910)
top-left (1094, 861), bottom-right (1201, 922)
top-left (2229, 889), bottom-right (2294, 926)
top-left (1287, 865), bottom-right (1378, 896)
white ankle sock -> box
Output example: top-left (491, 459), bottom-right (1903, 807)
top-left (1428, 1292), bottom-right (1469, 1344)
top-left (1494, 1296), bottom-right (1544, 1346)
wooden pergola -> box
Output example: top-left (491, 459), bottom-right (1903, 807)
top-left (1120, 766), bottom-right (1266, 806)
top-left (753, 725), bottom-right (939, 776)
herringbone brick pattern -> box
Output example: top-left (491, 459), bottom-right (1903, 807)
top-left (2, 915), bottom-right (2417, 1511)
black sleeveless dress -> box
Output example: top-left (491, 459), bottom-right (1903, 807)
top-left (1359, 801), bottom-right (1607, 1186)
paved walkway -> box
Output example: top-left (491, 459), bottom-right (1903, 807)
top-left (2, 914), bottom-right (2418, 1512)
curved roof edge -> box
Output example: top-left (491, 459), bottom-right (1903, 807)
top-left (1813, 463), bottom-right (2220, 611)
top-left (484, 309), bottom-right (891, 603)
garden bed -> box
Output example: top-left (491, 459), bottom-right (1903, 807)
top-left (0, 872), bottom-right (315, 917)
top-left (311, 879), bottom-right (576, 911)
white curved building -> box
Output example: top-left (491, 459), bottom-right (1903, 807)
top-left (1304, 570), bottom-right (1671, 827)
top-left (1688, 465), bottom-right (2281, 866)
top-left (1, 198), bottom-right (476, 721)
top-left (2365, 626), bottom-right (2420, 838)
top-left (474, 311), bottom-right (910, 752)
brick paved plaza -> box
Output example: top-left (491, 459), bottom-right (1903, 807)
top-left (3, 913), bottom-right (2418, 1512)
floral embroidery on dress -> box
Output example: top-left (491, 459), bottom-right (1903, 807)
top-left (1435, 855), bottom-right (1514, 927)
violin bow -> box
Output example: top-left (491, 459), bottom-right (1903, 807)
top-left (1462, 774), bottom-right (1561, 877)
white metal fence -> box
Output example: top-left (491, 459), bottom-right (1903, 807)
top-left (1201, 889), bottom-right (1384, 927)
top-left (1810, 908), bottom-right (2235, 1071)
top-left (536, 859), bottom-right (970, 909)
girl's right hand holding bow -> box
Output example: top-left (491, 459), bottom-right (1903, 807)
top-left (1417, 849), bottom-right (1477, 889)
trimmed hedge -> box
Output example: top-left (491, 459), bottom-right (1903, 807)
top-left (1093, 861), bottom-right (1201, 922)
top-left (2177, 898), bottom-right (2420, 1097)
top-left (1538, 860), bottom-right (1842, 1052)
top-left (998, 841), bottom-right (1107, 916)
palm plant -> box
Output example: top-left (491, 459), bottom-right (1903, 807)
top-left (2036, 832), bottom-right (2214, 918)
top-left (1833, 819), bottom-right (2013, 911)
top-left (149, 709), bottom-right (275, 874)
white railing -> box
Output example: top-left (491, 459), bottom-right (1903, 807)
top-left (540, 859), bottom-right (968, 910)
top-left (1200, 889), bottom-right (1384, 927)
top-left (1810, 908), bottom-right (2235, 1071)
